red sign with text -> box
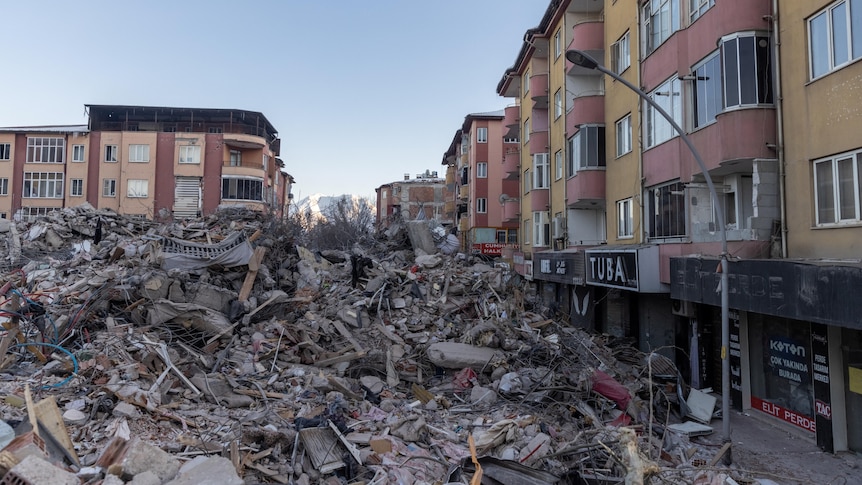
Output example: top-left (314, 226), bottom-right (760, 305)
top-left (472, 243), bottom-right (519, 255)
top-left (751, 396), bottom-right (816, 432)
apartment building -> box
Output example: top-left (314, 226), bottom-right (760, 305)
top-left (374, 170), bottom-right (452, 230)
top-left (441, 111), bottom-right (519, 256)
top-left (0, 105), bottom-right (292, 221)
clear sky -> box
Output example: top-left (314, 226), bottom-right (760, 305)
top-left (0, 1), bottom-right (548, 200)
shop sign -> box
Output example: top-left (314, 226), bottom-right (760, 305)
top-left (810, 323), bottom-right (833, 451)
top-left (751, 396), bottom-right (816, 432)
top-left (729, 311), bottom-right (743, 410)
top-left (532, 252), bottom-right (585, 285)
top-left (815, 399), bottom-right (832, 419)
top-left (471, 243), bottom-right (519, 255)
top-left (768, 337), bottom-right (810, 384)
top-left (585, 250), bottom-right (638, 290)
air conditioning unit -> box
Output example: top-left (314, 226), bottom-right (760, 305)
top-left (671, 299), bottom-right (696, 317)
top-left (553, 216), bottom-right (566, 239)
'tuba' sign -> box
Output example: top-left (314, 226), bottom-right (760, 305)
top-left (586, 250), bottom-right (639, 290)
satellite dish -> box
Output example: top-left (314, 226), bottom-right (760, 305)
top-left (499, 194), bottom-right (510, 204)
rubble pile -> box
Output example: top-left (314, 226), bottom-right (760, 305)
top-left (0, 205), bottom-right (760, 484)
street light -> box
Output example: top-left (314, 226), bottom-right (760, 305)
top-left (566, 49), bottom-right (731, 457)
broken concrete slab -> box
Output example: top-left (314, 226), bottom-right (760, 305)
top-left (426, 342), bottom-right (503, 371)
top-left (164, 456), bottom-right (243, 485)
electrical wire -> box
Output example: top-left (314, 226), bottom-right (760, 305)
top-left (12, 342), bottom-right (79, 389)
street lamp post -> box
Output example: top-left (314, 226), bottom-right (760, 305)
top-left (566, 49), bottom-right (731, 457)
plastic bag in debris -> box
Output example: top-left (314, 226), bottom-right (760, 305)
top-left (591, 369), bottom-right (631, 411)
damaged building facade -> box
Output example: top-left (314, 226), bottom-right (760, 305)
top-left (374, 170), bottom-right (452, 231)
top-left (432, 0), bottom-right (862, 455)
top-left (0, 105), bottom-right (294, 222)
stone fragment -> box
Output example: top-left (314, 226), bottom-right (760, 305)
top-left (426, 342), bottom-right (501, 371)
top-left (470, 385), bottom-right (498, 406)
top-left (5, 455), bottom-right (79, 485)
top-left (113, 401), bottom-right (142, 419)
top-left (165, 456), bottom-right (243, 485)
top-left (128, 470), bottom-right (162, 485)
top-left (121, 439), bottom-right (181, 482)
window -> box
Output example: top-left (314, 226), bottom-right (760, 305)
top-left (554, 89), bottom-right (563, 119)
top-left (0, 178), bottom-right (7, 196)
top-left (27, 137), bottom-right (65, 163)
top-left (647, 181), bottom-right (686, 238)
top-left (477, 198), bottom-right (487, 213)
top-left (524, 219), bottom-right (531, 246)
top-left (568, 126), bottom-right (607, 176)
top-left (0, 143), bottom-right (10, 160)
top-left (810, 0), bottom-right (862, 78)
top-left (15, 207), bottom-right (56, 222)
top-left (612, 31), bottom-right (631, 73)
top-left (690, 0), bottom-right (715, 22)
top-left (524, 69), bottom-right (530, 95)
top-left (554, 29), bottom-right (562, 59)
top-left (533, 211), bottom-right (550, 247)
top-left (813, 148), bottom-right (862, 225)
top-left (222, 177), bottom-right (264, 201)
top-left (555, 150), bottom-right (564, 180)
top-left (524, 118), bottom-right (530, 143)
top-left (103, 179), bottom-right (117, 197)
top-left (263, 154), bottom-right (269, 171)
top-left (208, 127), bottom-right (223, 134)
top-left (23, 172), bottom-right (64, 198)
top-left (524, 168), bottom-right (531, 194)
top-left (129, 144), bottom-right (150, 163)
top-left (461, 134), bottom-right (469, 154)
top-left (477, 128), bottom-right (488, 143)
top-left (642, 0), bottom-right (680, 56)
top-left (230, 150), bottom-right (242, 167)
top-left (692, 52), bottom-right (722, 128)
top-left (105, 145), bottom-right (118, 163)
top-left (72, 145), bottom-right (85, 162)
top-left (616, 115), bottom-right (632, 156)
top-left (504, 136), bottom-right (519, 144)
top-left (722, 33), bottom-right (773, 108)
top-left (533, 153), bottom-right (549, 189)
top-left (179, 145), bottom-right (201, 164)
top-left (476, 162), bottom-right (488, 178)
top-left (126, 179), bottom-right (148, 198)
top-left (70, 179), bottom-right (83, 197)
top-left (644, 76), bottom-right (682, 148)
top-left (618, 198), bottom-right (634, 238)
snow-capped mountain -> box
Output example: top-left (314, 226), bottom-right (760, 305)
top-left (290, 194), bottom-right (376, 221)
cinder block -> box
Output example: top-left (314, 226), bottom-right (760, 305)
top-left (1, 455), bottom-right (78, 485)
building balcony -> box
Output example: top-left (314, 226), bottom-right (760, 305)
top-left (530, 74), bottom-right (549, 109)
top-left (503, 105), bottom-right (520, 139)
top-left (223, 160), bottom-right (264, 171)
top-left (502, 198), bottom-right (520, 222)
top-left (444, 200), bottom-right (456, 213)
top-left (528, 130), bottom-right (549, 156)
top-left (567, 21), bottom-right (604, 77)
top-left (529, 188), bottom-right (549, 210)
top-left (566, 169), bottom-right (606, 208)
top-left (458, 185), bottom-right (469, 200)
top-left (459, 217), bottom-right (469, 232)
top-left (503, 149), bottom-right (520, 177)
top-left (566, 95), bottom-right (605, 134)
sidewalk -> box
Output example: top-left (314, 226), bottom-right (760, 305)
top-left (695, 409), bottom-right (862, 484)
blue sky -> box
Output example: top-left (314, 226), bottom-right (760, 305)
top-left (0, 1), bottom-right (548, 200)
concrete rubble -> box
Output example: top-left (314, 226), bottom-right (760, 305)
top-left (0, 204), bottom-right (787, 484)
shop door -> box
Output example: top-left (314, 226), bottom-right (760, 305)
top-left (843, 328), bottom-right (862, 452)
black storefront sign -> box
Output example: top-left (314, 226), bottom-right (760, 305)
top-left (730, 311), bottom-right (743, 410)
top-left (533, 252), bottom-right (585, 286)
top-left (671, 258), bottom-right (862, 330)
top-left (586, 250), bottom-right (639, 290)
top-left (811, 323), bottom-right (833, 452)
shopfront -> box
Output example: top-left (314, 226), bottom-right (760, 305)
top-left (671, 257), bottom-right (862, 452)
top-left (531, 250), bottom-right (588, 327)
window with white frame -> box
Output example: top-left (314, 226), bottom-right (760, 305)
top-left (813, 148), bottom-right (862, 225)
top-left (0, 143), bottom-right (10, 161)
top-left (222, 177), bottom-right (264, 201)
top-left (721, 33), bottom-right (773, 108)
top-left (642, 0), bottom-right (680, 56)
top-left (476, 162), bottom-right (488, 178)
top-left (692, 52), bottom-right (722, 128)
top-left (27, 137), bottom-right (65, 163)
top-left (461, 134), bottom-right (469, 154)
top-left (555, 150), bottom-right (564, 180)
top-left (179, 145), bottom-right (201, 164)
top-left (524, 69), bottom-right (530, 95)
top-left (103, 179), bottom-right (117, 197)
top-left (524, 168), bottom-right (531, 194)
top-left (690, 0), bottom-right (715, 22)
top-left (70, 179), bottom-right (83, 197)
top-left (476, 198), bottom-right (487, 213)
top-left (618, 198), bottom-right (634, 238)
top-left (504, 136), bottom-right (519, 144)
top-left (208, 127), bottom-right (223, 134)
top-left (554, 89), bottom-right (563, 119)
top-left (263, 154), bottom-right (269, 170)
top-left (533, 211), bottom-right (550, 247)
top-left (0, 178), bottom-right (7, 196)
top-left (616, 114), bottom-right (632, 157)
top-left (127, 179), bottom-right (149, 198)
top-left (554, 29), bottom-right (562, 58)
top-left (23, 172), bottom-right (63, 198)
top-left (129, 144), bottom-right (150, 163)
top-left (105, 145), bottom-right (118, 163)
top-left (16, 207), bottom-right (57, 222)
top-left (72, 145), bottom-right (85, 162)
top-left (524, 218), bottom-right (531, 246)
top-left (809, 0), bottom-right (862, 79)
top-left (524, 118), bottom-right (530, 143)
top-left (230, 150), bottom-right (242, 166)
top-left (568, 126), bottom-right (606, 176)
top-left (477, 127), bottom-right (488, 143)
top-left (533, 153), bottom-right (549, 189)
top-left (647, 181), bottom-right (686, 238)
top-left (611, 31), bottom-right (631, 73)
top-left (644, 76), bottom-right (682, 148)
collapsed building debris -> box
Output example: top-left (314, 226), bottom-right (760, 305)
top-left (0, 204), bottom-right (819, 484)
